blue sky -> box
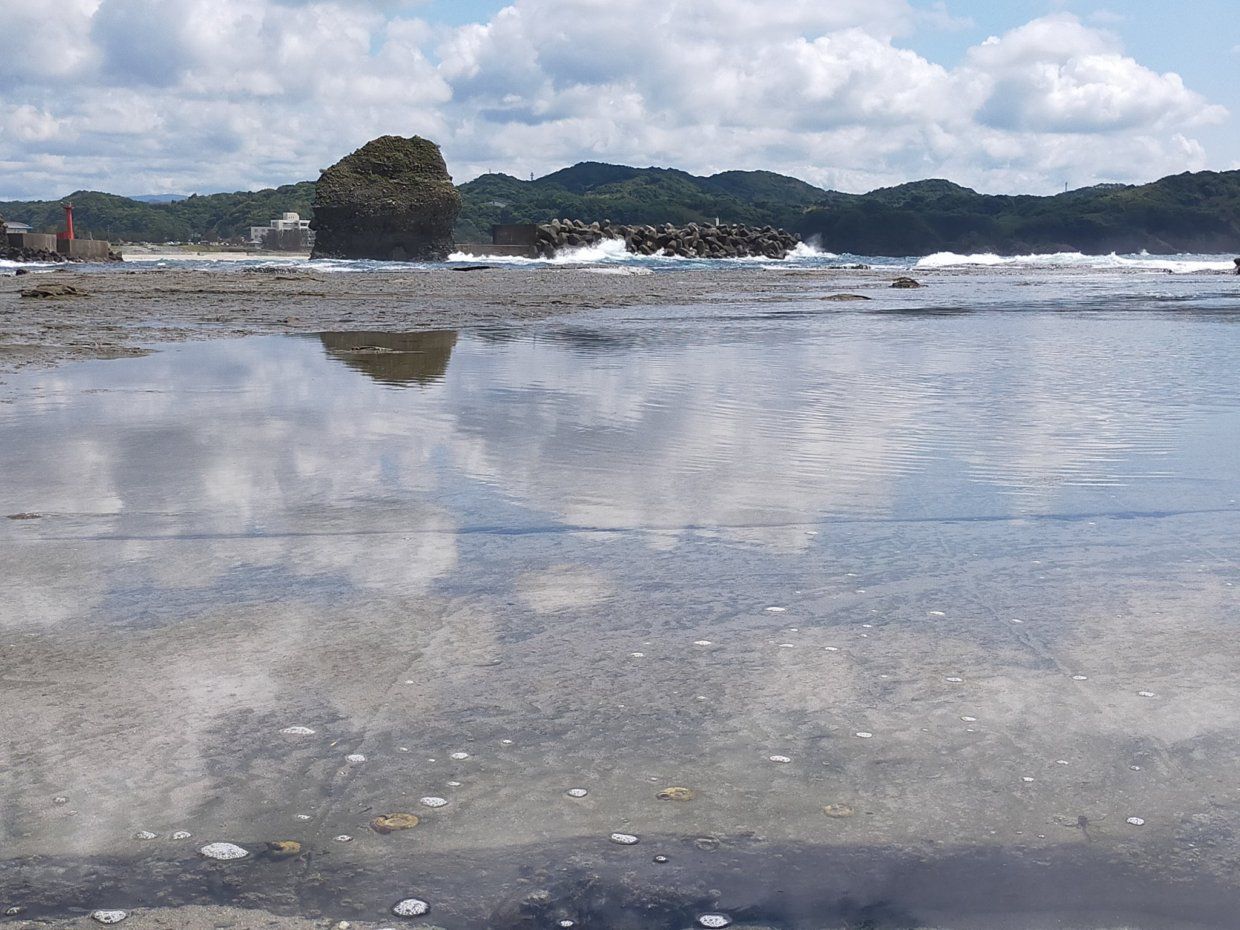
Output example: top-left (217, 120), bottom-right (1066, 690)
top-left (0, 0), bottom-right (1233, 199)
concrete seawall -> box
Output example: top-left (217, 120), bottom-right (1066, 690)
top-left (7, 233), bottom-right (57, 252)
top-left (5, 232), bottom-right (116, 263)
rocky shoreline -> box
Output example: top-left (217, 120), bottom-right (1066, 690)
top-left (2, 245), bottom-right (123, 265)
top-left (534, 219), bottom-right (801, 259)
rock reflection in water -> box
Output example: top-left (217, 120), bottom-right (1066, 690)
top-left (319, 330), bottom-right (457, 386)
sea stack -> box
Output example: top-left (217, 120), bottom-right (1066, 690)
top-left (310, 135), bottom-right (460, 261)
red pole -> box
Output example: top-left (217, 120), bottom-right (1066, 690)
top-left (63, 203), bottom-right (75, 240)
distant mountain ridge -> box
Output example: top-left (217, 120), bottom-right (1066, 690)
top-left (3, 165), bottom-right (1238, 255)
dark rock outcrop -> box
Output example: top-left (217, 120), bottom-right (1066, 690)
top-left (533, 218), bottom-right (801, 259)
top-left (310, 135), bottom-right (460, 261)
top-left (20, 283), bottom-right (88, 298)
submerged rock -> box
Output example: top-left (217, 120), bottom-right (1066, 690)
top-left (266, 840), bottom-right (302, 858)
top-left (890, 276), bottom-right (923, 289)
top-left (657, 786), bottom-right (696, 801)
top-left (371, 812), bottom-right (421, 834)
top-left (311, 135), bottom-right (460, 261)
top-left (21, 283), bottom-right (88, 298)
top-left (90, 910), bottom-right (128, 924)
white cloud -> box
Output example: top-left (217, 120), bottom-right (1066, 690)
top-left (0, 2), bottom-right (1228, 198)
top-left (967, 14), bottom-right (1225, 134)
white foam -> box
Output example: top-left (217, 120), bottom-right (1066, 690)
top-left (200, 842), bottom-right (248, 860)
top-left (392, 898), bottom-right (430, 917)
top-left (451, 237), bottom-right (837, 267)
top-left (916, 251), bottom-right (1234, 274)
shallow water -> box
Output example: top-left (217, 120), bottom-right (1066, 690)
top-left (2, 273), bottom-right (1240, 928)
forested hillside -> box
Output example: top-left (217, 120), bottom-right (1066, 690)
top-left (4, 166), bottom-right (1238, 256)
top-left (0, 183), bottom-right (314, 243)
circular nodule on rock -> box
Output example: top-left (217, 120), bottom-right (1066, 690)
top-left (334, 835), bottom-right (353, 843)
top-left (346, 753), bottom-right (366, 763)
top-left (5, 906), bottom-right (25, 917)
top-left (768, 755), bottom-right (792, 764)
top-left (822, 804), bottom-right (856, 818)
top-left (1137, 691), bottom-right (1156, 698)
top-left (945, 676), bottom-right (964, 683)
top-left (281, 726), bottom-right (316, 735)
top-left (1127, 816), bottom-right (1146, 826)
top-left (200, 842), bottom-right (248, 861)
top-left (566, 788), bottom-right (589, 798)
top-left (133, 831), bottom-right (158, 840)
top-left (371, 813), bottom-right (421, 834)
top-left (609, 832), bottom-right (639, 845)
top-left (450, 751), bottom-right (470, 760)
top-left (91, 910), bottom-right (128, 925)
top-left (558, 921), bottom-right (575, 928)
top-left (54, 796), bottom-right (69, 804)
top-left (698, 914), bottom-right (732, 928)
top-left (419, 797), bottom-right (448, 808)
top-left (171, 831), bottom-right (192, 840)
top-left (694, 837), bottom-right (721, 851)
top-left (855, 731), bottom-right (874, 739)
top-left (653, 854), bottom-right (669, 863)
top-left (266, 840), bottom-right (302, 858)
top-left (392, 898), bottom-right (430, 918)
top-left (657, 786), bottom-right (696, 801)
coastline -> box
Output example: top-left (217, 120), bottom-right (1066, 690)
top-left (3, 260), bottom-right (1234, 378)
top-left (0, 264), bottom-right (908, 376)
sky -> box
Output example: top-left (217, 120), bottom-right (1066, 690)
top-left (0, 0), bottom-right (1235, 200)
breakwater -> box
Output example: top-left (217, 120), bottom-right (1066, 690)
top-left (535, 219), bottom-right (800, 259)
top-left (4, 233), bottom-right (120, 264)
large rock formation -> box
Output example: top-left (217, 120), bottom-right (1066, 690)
top-left (310, 135), bottom-right (460, 261)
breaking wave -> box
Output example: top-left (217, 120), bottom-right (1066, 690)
top-left (448, 239), bottom-right (838, 266)
top-left (915, 251), bottom-right (1236, 274)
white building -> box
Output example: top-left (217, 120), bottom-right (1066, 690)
top-left (3, 221), bottom-right (33, 235)
top-left (249, 212), bottom-right (314, 246)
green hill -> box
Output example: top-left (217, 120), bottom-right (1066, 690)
top-left (0, 183), bottom-right (315, 243)
top-left (450, 162), bottom-right (819, 240)
top-left (4, 165), bottom-right (1238, 255)
top-left (801, 172), bottom-right (1240, 254)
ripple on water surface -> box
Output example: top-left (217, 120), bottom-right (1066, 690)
top-left (3, 278), bottom-right (1240, 929)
